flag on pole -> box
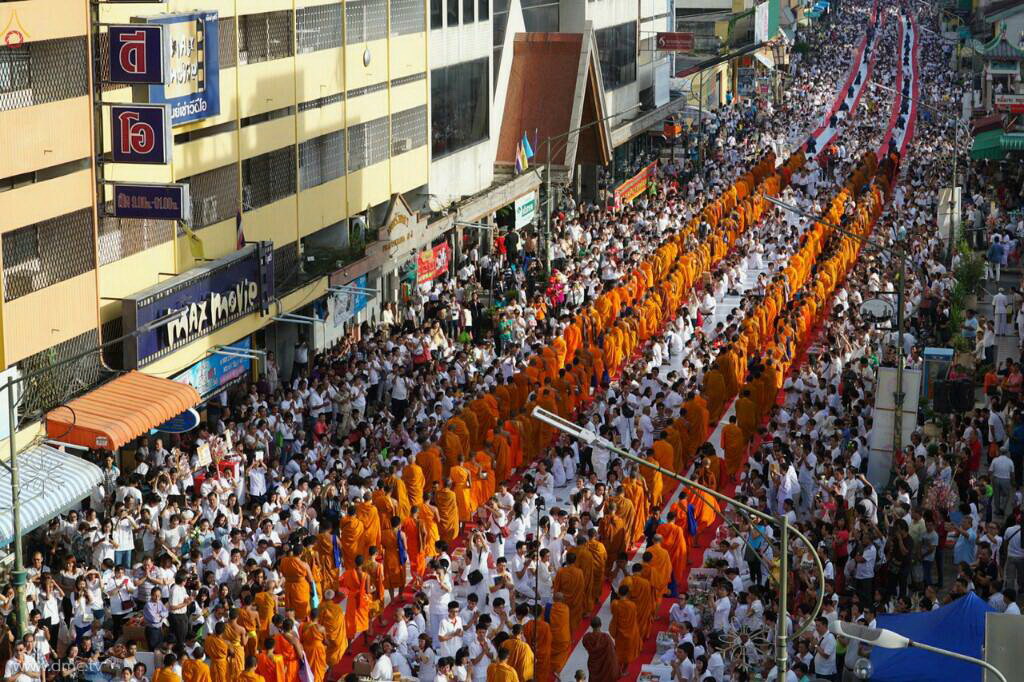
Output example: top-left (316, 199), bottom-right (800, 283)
top-left (514, 140), bottom-right (525, 174)
top-left (183, 224), bottom-right (205, 260)
top-left (522, 131), bottom-right (534, 159)
top-left (235, 211), bottom-right (246, 250)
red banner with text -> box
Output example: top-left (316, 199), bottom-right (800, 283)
top-left (416, 242), bottom-right (451, 284)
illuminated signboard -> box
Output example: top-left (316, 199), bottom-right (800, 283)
top-left (146, 12), bottom-right (221, 125)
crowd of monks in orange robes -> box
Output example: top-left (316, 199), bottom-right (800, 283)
top-left (171, 145), bottom-right (899, 682)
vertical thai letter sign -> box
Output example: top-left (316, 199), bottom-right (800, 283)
top-left (147, 12), bottom-right (221, 126)
top-left (110, 104), bottom-right (172, 164)
top-left (108, 24), bottom-right (168, 85)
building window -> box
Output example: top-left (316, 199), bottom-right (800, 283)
top-left (521, 0), bottom-right (559, 31)
top-left (431, 58), bottom-right (489, 158)
top-left (431, 0), bottom-right (443, 29)
top-left (97, 207), bottom-right (174, 266)
top-left (0, 37), bottom-right (87, 113)
top-left (218, 17), bottom-right (238, 68)
top-left (391, 0), bottom-right (426, 35)
top-left (181, 164), bottom-right (239, 229)
top-left (447, 0), bottom-right (459, 26)
top-left (391, 105), bottom-right (427, 155)
top-left (347, 116), bottom-right (390, 172)
top-left (596, 22), bottom-right (637, 91)
top-left (273, 241), bottom-right (303, 294)
top-left (297, 3), bottom-right (343, 53)
top-left (464, 0), bottom-right (475, 23)
top-left (0, 46), bottom-right (30, 94)
top-left (479, 0), bottom-right (489, 20)
top-left (18, 329), bottom-right (103, 419)
top-left (346, 0), bottom-right (387, 43)
top-left (242, 146), bottom-right (296, 210)
top-left (2, 208), bottom-right (95, 302)
top-left (238, 11), bottom-right (295, 65)
top-left (299, 130), bottom-right (346, 189)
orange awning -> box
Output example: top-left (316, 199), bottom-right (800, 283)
top-left (46, 371), bottom-right (201, 451)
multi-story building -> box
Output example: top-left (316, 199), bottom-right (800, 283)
top-left (0, 0), bottom-right (430, 454)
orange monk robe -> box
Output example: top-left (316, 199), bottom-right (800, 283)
top-left (462, 408), bottom-right (481, 451)
top-left (273, 635), bottom-right (299, 682)
top-left (388, 475), bottom-right (411, 520)
top-left (153, 668), bottom-right (182, 682)
top-left (318, 599), bottom-right (348, 667)
top-left (417, 505), bottom-right (441, 558)
top-left (703, 369), bottom-right (727, 422)
top-left (416, 448), bottom-right (443, 493)
top-left (623, 479), bottom-right (649, 544)
top-left (523, 618), bottom-right (553, 682)
top-left (583, 540), bottom-right (608, 604)
top-left (691, 489), bottom-right (720, 532)
top-left (313, 532), bottom-right (340, 592)
top-left (464, 459), bottom-right (485, 509)
top-left (400, 515), bottom-right (424, 577)
top-left (486, 661), bottom-right (520, 682)
top-left (237, 672), bottom-right (264, 682)
top-left (449, 465), bottom-right (474, 522)
top-left (490, 433), bottom-right (512, 482)
top-left (552, 564), bottom-right (588, 629)
top-left (441, 429), bottom-right (465, 469)
top-left (656, 522), bottom-right (689, 589)
top-left (338, 567), bottom-right (370, 636)
top-left (203, 635), bottom-right (229, 682)
top-left (501, 638), bottom-right (535, 682)
top-left (280, 556), bottom-right (313, 621)
top-left (236, 606), bottom-right (260, 658)
top-left (598, 514), bottom-right (628, 574)
top-left (435, 487), bottom-right (460, 543)
top-left (653, 439), bottom-right (674, 473)
top-left (338, 515), bottom-right (366, 569)
top-left (371, 490), bottom-right (396, 532)
top-left (610, 598), bottom-right (642, 668)
top-left (549, 602), bottom-right (572, 673)
top-left (450, 418), bottom-right (471, 457)
top-left (254, 591), bottom-right (277, 641)
top-left (622, 574), bottom-right (656, 640)
top-left (473, 450), bottom-right (496, 501)
top-left (735, 395), bottom-right (758, 441)
top-left (355, 501), bottom-right (382, 553)
top-left (299, 623), bottom-right (327, 682)
top-left (641, 456), bottom-right (664, 507)
top-left (402, 461), bottom-right (427, 507)
top-left (381, 527), bottom-right (406, 591)
top-left (255, 651), bottom-right (284, 682)
top-left (182, 659), bottom-right (212, 682)
top-left (721, 422), bottom-right (746, 478)
top-left (224, 626), bottom-right (245, 680)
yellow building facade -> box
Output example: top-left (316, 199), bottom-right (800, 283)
top-left (0, 0), bottom-right (429, 434)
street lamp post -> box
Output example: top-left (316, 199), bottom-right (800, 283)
top-left (763, 195), bottom-right (913, 459)
top-left (542, 104), bottom-right (642, 274)
top-left (531, 407), bottom-right (826, 678)
top-left (830, 620), bottom-right (1008, 682)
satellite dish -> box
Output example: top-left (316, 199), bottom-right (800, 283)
top-left (860, 297), bottom-right (895, 322)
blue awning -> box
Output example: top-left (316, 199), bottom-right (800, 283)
top-left (0, 445), bottom-right (103, 546)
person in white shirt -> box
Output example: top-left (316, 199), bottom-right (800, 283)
top-left (436, 602), bottom-right (464, 659)
top-left (812, 616), bottom-right (837, 678)
top-left (4, 642), bottom-right (41, 682)
top-left (369, 642), bottom-right (393, 681)
top-left (989, 452), bottom-right (1015, 516)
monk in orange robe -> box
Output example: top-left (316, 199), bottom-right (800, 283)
top-left (598, 505), bottom-right (628, 574)
top-left (381, 518), bottom-right (407, 597)
top-left (273, 630), bottom-right (301, 682)
top-left (552, 554), bottom-right (588, 629)
top-left (487, 649), bottom-right (520, 682)
top-left (523, 611), bottom-right (553, 682)
top-left (404, 459), bottom-right (426, 507)
top-left (153, 661), bottom-right (182, 682)
top-left (721, 415), bottom-right (746, 480)
top-left (299, 620), bottom-right (327, 682)
top-left (253, 588), bottom-right (277, 644)
top-left (317, 594), bottom-right (347, 667)
top-left (610, 588), bottom-right (642, 669)
top-left (656, 515), bottom-right (689, 591)
top-left (204, 624), bottom-right (231, 682)
top-left (549, 595), bottom-right (573, 674)
top-left (417, 503), bottom-right (441, 560)
top-left (449, 457), bottom-right (474, 522)
top-left (435, 483), bottom-right (460, 543)
top-left (183, 652), bottom-right (212, 682)
top-left (338, 507), bottom-right (366, 569)
top-left (735, 389), bottom-right (758, 441)
top-left (255, 639), bottom-right (285, 682)
top-left (237, 658), bottom-right (264, 682)
top-left (355, 495), bottom-right (382, 554)
top-left (279, 547), bottom-right (315, 621)
top-left (400, 512), bottom-right (424, 577)
top-left (338, 557), bottom-right (371, 637)
top-left (703, 367), bottom-right (727, 422)
top-left (501, 628), bottom-right (535, 682)
top-left (622, 566), bottom-right (656, 640)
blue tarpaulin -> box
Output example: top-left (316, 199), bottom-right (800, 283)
top-left (870, 594), bottom-right (995, 681)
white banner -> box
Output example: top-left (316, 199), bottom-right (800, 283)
top-left (514, 192), bottom-right (537, 229)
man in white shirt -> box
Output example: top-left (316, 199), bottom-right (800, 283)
top-left (813, 617), bottom-right (837, 679)
top-left (989, 452), bottom-right (1015, 517)
top-left (167, 570), bottom-right (192, 645)
top-left (4, 642), bottom-right (41, 682)
top-left (436, 602), bottom-right (464, 658)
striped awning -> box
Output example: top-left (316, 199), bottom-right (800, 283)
top-left (1001, 133), bottom-right (1024, 152)
top-left (0, 445), bottom-right (103, 546)
top-left (971, 128), bottom-right (1006, 161)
